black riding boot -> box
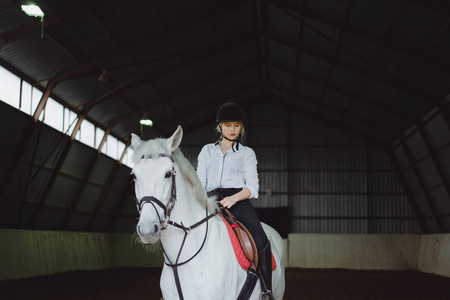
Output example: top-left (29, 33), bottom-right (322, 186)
top-left (258, 241), bottom-right (275, 300)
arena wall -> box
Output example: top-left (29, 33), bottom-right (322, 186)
top-left (288, 233), bottom-right (450, 278)
top-left (417, 234), bottom-right (450, 278)
top-left (0, 229), bottom-right (163, 280)
top-left (1, 229), bottom-right (449, 280)
top-left (287, 234), bottom-right (420, 270)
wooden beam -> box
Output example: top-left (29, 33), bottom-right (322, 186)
top-left (0, 78), bottom-right (57, 207)
top-left (32, 79), bottom-right (57, 122)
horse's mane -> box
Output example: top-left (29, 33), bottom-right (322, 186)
top-left (132, 137), bottom-right (218, 214)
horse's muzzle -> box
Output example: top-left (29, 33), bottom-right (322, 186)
top-left (137, 222), bottom-right (161, 244)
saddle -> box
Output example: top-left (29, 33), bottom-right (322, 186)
top-left (220, 208), bottom-right (259, 269)
top-left (219, 208), bottom-right (277, 300)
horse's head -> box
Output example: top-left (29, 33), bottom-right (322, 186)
top-left (130, 126), bottom-right (183, 244)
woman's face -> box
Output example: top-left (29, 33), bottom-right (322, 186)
top-left (221, 122), bottom-right (242, 140)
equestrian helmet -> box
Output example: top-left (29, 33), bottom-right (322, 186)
top-left (216, 102), bottom-right (245, 123)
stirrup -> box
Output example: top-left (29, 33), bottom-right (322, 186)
top-left (260, 289), bottom-right (275, 300)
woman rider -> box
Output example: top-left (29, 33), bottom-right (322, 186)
top-left (196, 102), bottom-right (274, 300)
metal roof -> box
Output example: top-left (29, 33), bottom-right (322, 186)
top-left (1, 0), bottom-right (449, 144)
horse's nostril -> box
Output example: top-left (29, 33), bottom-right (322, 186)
top-left (154, 224), bottom-right (159, 234)
top-left (137, 225), bottom-right (142, 236)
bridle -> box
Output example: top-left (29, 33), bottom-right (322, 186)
top-left (134, 153), bottom-right (177, 228)
top-left (134, 152), bottom-right (218, 300)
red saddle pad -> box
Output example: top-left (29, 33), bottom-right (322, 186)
top-left (219, 214), bottom-right (276, 271)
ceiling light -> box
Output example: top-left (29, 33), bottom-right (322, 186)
top-left (21, 2), bottom-right (45, 39)
top-left (98, 70), bottom-right (109, 83)
top-left (140, 119), bottom-right (153, 127)
top-left (21, 4), bottom-right (44, 18)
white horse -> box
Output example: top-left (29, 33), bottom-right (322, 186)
top-left (130, 126), bottom-right (285, 300)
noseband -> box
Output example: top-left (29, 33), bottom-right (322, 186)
top-left (134, 153), bottom-right (177, 228)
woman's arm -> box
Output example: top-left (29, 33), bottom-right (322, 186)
top-left (220, 188), bottom-right (251, 208)
top-left (196, 146), bottom-right (207, 189)
top-left (244, 148), bottom-right (259, 198)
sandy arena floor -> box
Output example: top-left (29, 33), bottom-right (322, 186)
top-left (1, 268), bottom-right (450, 299)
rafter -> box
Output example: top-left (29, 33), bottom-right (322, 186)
top-left (79, 33), bottom-right (258, 111)
top-left (268, 61), bottom-right (417, 123)
top-left (268, 0), bottom-right (450, 74)
top-left (147, 83), bottom-right (262, 136)
top-left (268, 33), bottom-right (440, 106)
top-left (317, 0), bottom-right (354, 119)
top-left (271, 83), bottom-right (397, 140)
top-left (89, 0), bottom-right (253, 133)
top-left (27, 137), bottom-right (73, 229)
top-left (352, 0), bottom-right (408, 114)
top-left (385, 146), bottom-right (428, 233)
top-left (399, 138), bottom-right (446, 232)
top-left (105, 60), bottom-right (261, 125)
top-left (272, 96), bottom-right (385, 145)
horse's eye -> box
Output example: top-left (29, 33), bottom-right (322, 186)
top-left (165, 171), bottom-right (172, 178)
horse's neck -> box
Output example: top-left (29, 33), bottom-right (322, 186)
top-left (161, 176), bottom-right (213, 258)
top-left (170, 174), bottom-right (206, 223)
top-left (170, 197), bottom-right (205, 227)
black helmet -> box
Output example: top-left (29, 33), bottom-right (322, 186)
top-left (216, 102), bottom-right (245, 123)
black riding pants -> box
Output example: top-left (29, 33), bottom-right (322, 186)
top-left (208, 188), bottom-right (268, 251)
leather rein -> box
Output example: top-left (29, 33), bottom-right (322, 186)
top-left (134, 152), bottom-right (218, 300)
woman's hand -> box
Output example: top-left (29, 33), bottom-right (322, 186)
top-left (220, 195), bottom-right (239, 208)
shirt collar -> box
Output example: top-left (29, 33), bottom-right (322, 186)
top-left (214, 140), bottom-right (240, 152)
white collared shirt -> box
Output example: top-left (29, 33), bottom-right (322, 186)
top-left (197, 142), bottom-right (259, 199)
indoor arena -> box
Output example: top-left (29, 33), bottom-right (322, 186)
top-left (1, 0), bottom-right (450, 299)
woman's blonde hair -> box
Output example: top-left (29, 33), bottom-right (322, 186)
top-left (216, 122), bottom-right (245, 144)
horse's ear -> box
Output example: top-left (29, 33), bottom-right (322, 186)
top-left (130, 133), bottom-right (142, 150)
top-left (167, 126), bottom-right (183, 152)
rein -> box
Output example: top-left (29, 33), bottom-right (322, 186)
top-left (161, 206), bottom-right (218, 300)
top-left (162, 207), bottom-right (218, 268)
top-left (135, 152), bottom-right (218, 300)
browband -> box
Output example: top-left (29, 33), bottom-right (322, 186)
top-left (141, 153), bottom-right (174, 162)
